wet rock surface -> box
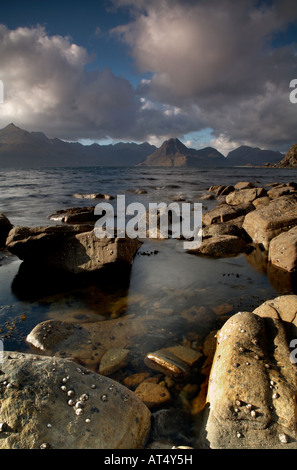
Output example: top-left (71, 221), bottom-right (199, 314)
top-left (0, 352), bottom-right (151, 449)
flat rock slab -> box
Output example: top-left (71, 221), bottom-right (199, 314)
top-left (144, 346), bottom-right (202, 380)
top-left (226, 187), bottom-right (267, 205)
top-left (0, 352), bottom-right (151, 449)
top-left (268, 225), bottom-right (297, 272)
top-left (202, 203), bottom-right (254, 226)
top-left (189, 234), bottom-right (246, 257)
top-left (243, 194), bottom-right (297, 250)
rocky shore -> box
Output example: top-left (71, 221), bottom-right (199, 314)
top-left (0, 179), bottom-right (297, 449)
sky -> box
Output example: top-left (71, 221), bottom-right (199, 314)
top-left (0, 0), bottom-right (297, 154)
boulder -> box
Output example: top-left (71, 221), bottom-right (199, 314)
top-left (198, 302), bottom-right (297, 449)
top-left (73, 193), bottom-right (114, 200)
top-left (252, 196), bottom-right (270, 209)
top-left (202, 202), bottom-right (254, 226)
top-left (202, 221), bottom-right (246, 239)
top-left (242, 194), bottom-right (297, 250)
top-left (0, 214), bottom-right (13, 247)
top-left (226, 187), bottom-right (267, 206)
top-left (234, 182), bottom-right (255, 190)
top-left (189, 234), bottom-right (246, 257)
top-left (49, 206), bottom-right (97, 224)
top-left (0, 352), bottom-right (151, 449)
top-left (267, 184), bottom-right (297, 199)
top-left (268, 226), bottom-right (297, 272)
top-left (6, 226), bottom-right (141, 274)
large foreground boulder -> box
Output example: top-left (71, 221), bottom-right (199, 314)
top-left (6, 226), bottom-right (141, 274)
top-left (198, 296), bottom-right (297, 448)
top-left (0, 352), bottom-right (151, 449)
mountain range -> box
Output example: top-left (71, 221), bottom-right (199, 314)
top-left (0, 123), bottom-right (286, 168)
top-left (0, 123), bottom-right (156, 167)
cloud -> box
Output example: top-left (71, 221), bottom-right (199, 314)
top-left (1, 0), bottom-right (297, 153)
top-left (112, 0), bottom-right (297, 151)
top-left (0, 24), bottom-right (140, 140)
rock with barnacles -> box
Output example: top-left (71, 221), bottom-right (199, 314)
top-left (197, 298), bottom-right (297, 449)
top-left (0, 351), bottom-right (151, 449)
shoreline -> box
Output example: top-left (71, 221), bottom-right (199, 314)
top-left (0, 176), bottom-right (297, 448)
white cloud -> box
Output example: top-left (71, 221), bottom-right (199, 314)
top-left (112, 0), bottom-right (297, 151)
top-left (1, 0), bottom-right (297, 153)
top-left (0, 24), bottom-right (139, 140)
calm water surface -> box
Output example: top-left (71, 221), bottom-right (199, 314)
top-left (0, 165), bottom-right (296, 353)
top-left (1, 165), bottom-right (297, 445)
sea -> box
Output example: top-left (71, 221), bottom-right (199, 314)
top-left (0, 165), bottom-right (297, 443)
top-left (0, 164), bottom-right (296, 350)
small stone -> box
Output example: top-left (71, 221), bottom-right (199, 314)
top-left (101, 394), bottom-right (108, 402)
top-left (60, 385), bottom-right (67, 392)
top-left (233, 362), bottom-right (240, 368)
top-left (85, 418), bottom-right (91, 423)
top-left (272, 392), bottom-right (280, 399)
top-left (91, 384), bottom-right (96, 389)
top-left (67, 390), bottom-right (75, 398)
top-left (236, 432), bottom-right (243, 438)
top-left (235, 399), bottom-right (242, 407)
top-left (67, 399), bottom-right (75, 406)
top-left (75, 408), bottom-right (83, 416)
top-left (46, 423), bottom-right (52, 428)
top-left (246, 404), bottom-right (253, 410)
top-left (250, 410), bottom-right (257, 418)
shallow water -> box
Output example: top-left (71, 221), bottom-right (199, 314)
top-left (1, 165), bottom-right (297, 445)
